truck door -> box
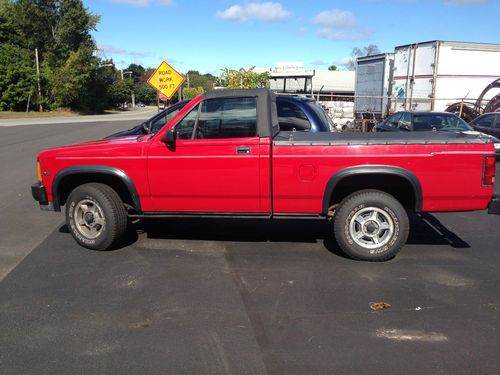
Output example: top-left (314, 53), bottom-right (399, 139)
top-left (147, 97), bottom-right (265, 213)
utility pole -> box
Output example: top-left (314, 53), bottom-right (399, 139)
top-left (35, 48), bottom-right (43, 112)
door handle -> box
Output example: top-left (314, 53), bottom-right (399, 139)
top-left (236, 147), bottom-right (251, 154)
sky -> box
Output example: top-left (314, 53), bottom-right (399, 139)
top-left (84, 0), bottom-right (500, 74)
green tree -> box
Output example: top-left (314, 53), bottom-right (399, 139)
top-left (182, 86), bottom-right (204, 100)
top-left (135, 82), bottom-right (156, 105)
top-left (43, 46), bottom-right (96, 109)
top-left (108, 78), bottom-right (133, 107)
top-left (0, 44), bottom-right (35, 110)
top-left (126, 63), bottom-right (146, 80)
top-left (80, 59), bottom-right (116, 112)
top-left (186, 70), bottom-right (215, 92)
top-left (53, 0), bottom-right (99, 59)
top-left (0, 0), bottom-right (17, 44)
top-left (1, 0), bottom-right (102, 111)
top-left (217, 67), bottom-right (269, 89)
top-left (328, 64), bottom-right (338, 71)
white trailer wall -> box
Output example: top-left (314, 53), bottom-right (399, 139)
top-left (434, 43), bottom-right (500, 112)
top-left (392, 41), bottom-right (500, 113)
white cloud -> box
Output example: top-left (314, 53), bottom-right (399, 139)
top-left (216, 2), bottom-right (291, 22)
top-left (97, 44), bottom-right (153, 58)
top-left (312, 9), bottom-right (371, 41)
top-left (313, 9), bottom-right (357, 29)
top-left (334, 57), bottom-right (354, 66)
top-left (110, 0), bottom-right (174, 6)
top-left (318, 28), bottom-right (372, 41)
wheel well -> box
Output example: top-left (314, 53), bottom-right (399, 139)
top-left (328, 174), bottom-right (417, 211)
top-left (57, 173), bottom-right (135, 209)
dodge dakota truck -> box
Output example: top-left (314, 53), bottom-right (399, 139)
top-left (32, 89), bottom-right (500, 261)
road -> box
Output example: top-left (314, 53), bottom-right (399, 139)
top-left (0, 120), bottom-right (499, 374)
top-left (0, 118), bottom-right (144, 280)
top-left (0, 107), bottom-right (157, 127)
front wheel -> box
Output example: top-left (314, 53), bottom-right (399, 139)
top-left (333, 190), bottom-right (410, 261)
top-left (65, 183), bottom-right (128, 250)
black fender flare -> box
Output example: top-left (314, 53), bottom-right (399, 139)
top-left (321, 165), bottom-right (422, 215)
top-left (51, 165), bottom-right (142, 213)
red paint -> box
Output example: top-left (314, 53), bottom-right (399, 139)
top-left (36, 94), bottom-right (496, 216)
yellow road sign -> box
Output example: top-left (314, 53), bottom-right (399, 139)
top-left (147, 61), bottom-right (185, 99)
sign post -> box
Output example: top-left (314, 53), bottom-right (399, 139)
top-left (147, 61), bottom-right (185, 102)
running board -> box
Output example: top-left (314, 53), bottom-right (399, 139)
top-left (130, 212), bottom-right (324, 220)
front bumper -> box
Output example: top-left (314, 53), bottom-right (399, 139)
top-left (488, 193), bottom-right (500, 215)
top-left (31, 182), bottom-right (54, 211)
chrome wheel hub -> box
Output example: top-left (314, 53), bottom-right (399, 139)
top-left (349, 207), bottom-right (394, 249)
top-left (74, 199), bottom-right (105, 239)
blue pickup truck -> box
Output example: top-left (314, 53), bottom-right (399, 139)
top-left (106, 95), bottom-right (334, 138)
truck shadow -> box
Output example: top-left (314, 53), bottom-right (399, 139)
top-left (59, 212), bottom-right (470, 255)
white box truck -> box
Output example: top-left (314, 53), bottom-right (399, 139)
top-left (354, 53), bottom-right (394, 119)
top-left (392, 40), bottom-right (500, 119)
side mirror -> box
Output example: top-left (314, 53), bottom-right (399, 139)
top-left (141, 121), bottom-right (150, 134)
top-left (163, 128), bottom-right (176, 150)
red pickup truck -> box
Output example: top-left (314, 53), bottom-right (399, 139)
top-left (32, 89), bottom-right (499, 261)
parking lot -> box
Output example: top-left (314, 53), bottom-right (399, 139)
top-left (1, 120), bottom-right (499, 374)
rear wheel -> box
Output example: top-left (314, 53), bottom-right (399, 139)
top-left (65, 183), bottom-right (128, 250)
top-left (333, 190), bottom-right (409, 261)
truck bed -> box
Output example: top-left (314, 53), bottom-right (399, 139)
top-left (271, 130), bottom-right (495, 214)
top-left (274, 130), bottom-right (493, 146)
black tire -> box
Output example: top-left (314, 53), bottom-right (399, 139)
top-left (333, 189), bottom-right (409, 261)
top-left (65, 183), bottom-right (128, 250)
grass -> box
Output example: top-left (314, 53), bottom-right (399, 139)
top-left (0, 108), bottom-right (82, 119)
top-left (0, 107), bottom-right (137, 119)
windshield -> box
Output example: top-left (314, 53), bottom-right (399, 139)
top-left (413, 114), bottom-right (472, 132)
top-left (149, 102), bottom-right (188, 133)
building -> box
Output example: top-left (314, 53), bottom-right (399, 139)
top-left (266, 62), bottom-right (355, 123)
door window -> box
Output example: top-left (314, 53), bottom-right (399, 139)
top-left (398, 112), bottom-right (412, 130)
top-left (385, 113), bottom-right (402, 128)
top-left (495, 115), bottom-right (500, 128)
top-left (474, 114), bottom-right (495, 128)
top-left (195, 97), bottom-right (257, 139)
top-left (174, 104), bottom-right (199, 139)
top-left (277, 101), bottom-right (311, 131)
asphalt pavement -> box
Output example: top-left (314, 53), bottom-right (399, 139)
top-left (0, 120), bottom-right (499, 374)
top-left (0, 118), bottom-right (144, 281)
top-left (0, 107), bottom-right (157, 127)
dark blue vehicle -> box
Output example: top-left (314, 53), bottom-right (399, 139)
top-left (373, 111), bottom-right (472, 132)
top-left (275, 95), bottom-right (335, 132)
top-left (373, 111), bottom-right (500, 159)
top-left (106, 95), bottom-right (334, 138)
